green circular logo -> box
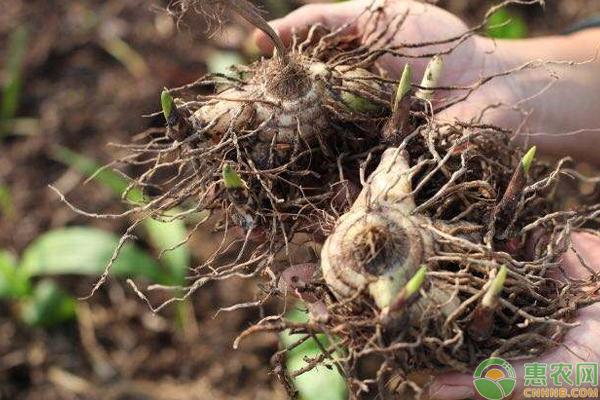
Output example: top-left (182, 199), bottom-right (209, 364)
top-left (473, 357), bottom-right (517, 400)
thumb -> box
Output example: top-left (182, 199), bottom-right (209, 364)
top-left (427, 372), bottom-right (477, 400)
top-left (561, 231), bottom-right (600, 279)
top-left (253, 1), bottom-right (364, 54)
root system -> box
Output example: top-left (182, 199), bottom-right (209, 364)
top-left (58, 0), bottom-right (600, 398)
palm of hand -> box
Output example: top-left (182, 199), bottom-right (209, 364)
top-left (256, 2), bottom-right (600, 399)
top-left (255, 0), bottom-right (523, 129)
top-left (429, 232), bottom-right (600, 400)
top-left (256, 0), bottom-right (477, 84)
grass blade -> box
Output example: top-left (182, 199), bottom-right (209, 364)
top-left (52, 146), bottom-right (144, 203)
top-left (1, 26), bottom-right (29, 136)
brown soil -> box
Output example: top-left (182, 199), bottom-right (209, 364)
top-left (0, 1), bottom-right (598, 399)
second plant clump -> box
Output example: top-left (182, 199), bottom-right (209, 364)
top-left (75, 0), bottom-right (600, 398)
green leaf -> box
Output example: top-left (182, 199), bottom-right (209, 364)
top-left (20, 280), bottom-right (76, 328)
top-left (486, 9), bottom-right (528, 39)
top-left (280, 306), bottom-right (347, 400)
top-left (52, 146), bottom-right (144, 203)
top-left (1, 26), bottom-right (29, 136)
top-left (144, 216), bottom-right (190, 285)
top-left (287, 346), bottom-right (347, 400)
top-left (280, 307), bottom-right (315, 351)
top-left (52, 147), bottom-right (191, 283)
top-left (0, 250), bottom-right (30, 299)
top-left (0, 251), bottom-right (17, 270)
top-left (20, 227), bottom-right (164, 282)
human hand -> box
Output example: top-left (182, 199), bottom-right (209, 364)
top-left (254, 0), bottom-right (483, 90)
top-left (427, 231), bottom-right (600, 400)
top-left (255, 0), bottom-right (600, 165)
top-left (254, 4), bottom-right (600, 397)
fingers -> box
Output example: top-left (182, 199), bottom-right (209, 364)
top-left (506, 303), bottom-right (600, 399)
top-left (427, 373), bottom-right (477, 400)
top-left (427, 304), bottom-right (600, 400)
top-left (561, 231), bottom-right (600, 280)
top-left (438, 98), bottom-right (599, 165)
top-left (428, 232), bottom-right (600, 400)
top-left (253, 1), bottom-right (365, 54)
top-left (435, 80), bottom-right (524, 131)
top-left (515, 304), bottom-right (600, 367)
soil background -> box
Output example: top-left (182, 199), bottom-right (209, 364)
top-left (0, 0), bottom-right (598, 399)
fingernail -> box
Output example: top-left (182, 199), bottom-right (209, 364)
top-left (428, 383), bottom-right (474, 400)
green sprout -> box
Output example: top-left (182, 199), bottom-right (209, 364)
top-left (521, 146), bottom-right (537, 174)
top-left (223, 163), bottom-right (245, 189)
top-left (393, 64), bottom-right (413, 111)
top-left (482, 265), bottom-right (508, 309)
top-left (403, 265), bottom-right (427, 300)
top-left (161, 88), bottom-right (175, 122)
top-left (416, 55), bottom-right (444, 101)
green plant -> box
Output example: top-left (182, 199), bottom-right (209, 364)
top-left (52, 146), bottom-right (195, 329)
top-left (0, 147), bottom-right (195, 328)
top-left (0, 185), bottom-right (14, 217)
top-left (280, 306), bottom-right (347, 400)
top-left (486, 8), bottom-right (527, 39)
top-left (1, 26), bottom-right (29, 136)
top-left (52, 146), bottom-right (192, 284)
top-left (20, 227), bottom-right (164, 281)
top-left (20, 280), bottom-right (77, 327)
top-left (0, 226), bottom-right (167, 327)
top-left (52, 146), bottom-right (144, 203)
top-left (0, 250), bottom-right (28, 299)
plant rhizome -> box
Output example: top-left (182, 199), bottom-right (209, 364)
top-left (60, 0), bottom-right (600, 398)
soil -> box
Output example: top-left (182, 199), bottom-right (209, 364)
top-left (438, 0), bottom-right (599, 35)
top-left (0, 1), bottom-right (598, 399)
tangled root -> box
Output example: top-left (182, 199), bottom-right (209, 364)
top-left (97, 7), bottom-right (404, 300)
top-left (59, 1), bottom-right (600, 398)
top-left (167, 0), bottom-right (229, 30)
top-left (238, 123), bottom-right (600, 398)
